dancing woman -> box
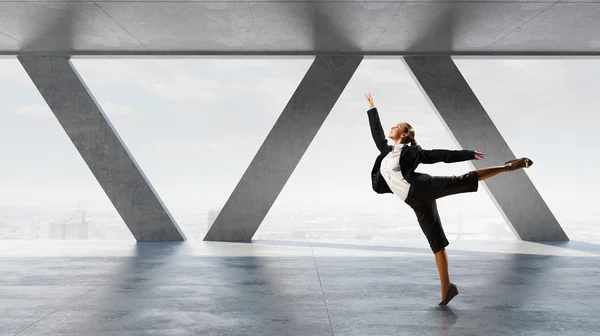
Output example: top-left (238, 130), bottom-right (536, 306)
top-left (365, 93), bottom-right (533, 305)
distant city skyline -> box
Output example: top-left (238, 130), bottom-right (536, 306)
top-left (0, 57), bottom-right (598, 242)
top-left (49, 207), bottom-right (88, 240)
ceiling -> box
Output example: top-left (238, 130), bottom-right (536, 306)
top-left (1, 0), bottom-right (600, 55)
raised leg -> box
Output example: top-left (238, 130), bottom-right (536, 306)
top-left (476, 158), bottom-right (532, 181)
top-left (427, 171), bottom-right (479, 200)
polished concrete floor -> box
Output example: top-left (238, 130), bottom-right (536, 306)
top-left (1, 239), bottom-right (600, 336)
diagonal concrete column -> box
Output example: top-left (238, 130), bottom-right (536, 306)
top-left (204, 56), bottom-right (362, 242)
top-left (18, 56), bottom-right (185, 242)
top-left (403, 56), bottom-right (568, 241)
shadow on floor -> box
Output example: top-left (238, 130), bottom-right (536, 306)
top-left (80, 242), bottom-right (188, 331)
top-left (538, 240), bottom-right (600, 255)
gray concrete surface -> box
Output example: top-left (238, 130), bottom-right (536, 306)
top-left (1, 239), bottom-right (599, 336)
top-left (1, 2), bottom-right (600, 54)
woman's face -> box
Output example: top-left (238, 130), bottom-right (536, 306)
top-left (389, 122), bottom-right (407, 140)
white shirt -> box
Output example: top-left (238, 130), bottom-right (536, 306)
top-left (380, 145), bottom-right (411, 201)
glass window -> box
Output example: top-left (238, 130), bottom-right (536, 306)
top-left (256, 58), bottom-right (512, 242)
top-left (0, 58), bottom-right (129, 240)
top-left (72, 58), bottom-right (315, 239)
top-left (455, 57), bottom-right (600, 243)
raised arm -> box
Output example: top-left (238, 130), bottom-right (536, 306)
top-left (367, 108), bottom-right (390, 152)
top-left (365, 93), bottom-right (391, 152)
top-left (418, 146), bottom-right (478, 164)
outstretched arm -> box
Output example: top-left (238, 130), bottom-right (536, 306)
top-left (419, 146), bottom-right (484, 164)
top-left (365, 93), bottom-right (391, 152)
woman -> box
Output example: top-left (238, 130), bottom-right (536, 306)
top-left (365, 93), bottom-right (532, 305)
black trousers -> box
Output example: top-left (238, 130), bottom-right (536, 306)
top-left (404, 171), bottom-right (480, 254)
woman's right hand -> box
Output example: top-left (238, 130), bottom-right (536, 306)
top-left (365, 92), bottom-right (375, 109)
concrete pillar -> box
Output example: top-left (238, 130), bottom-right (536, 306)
top-left (403, 56), bottom-right (568, 241)
top-left (19, 56), bottom-right (185, 241)
top-left (204, 56), bottom-right (362, 242)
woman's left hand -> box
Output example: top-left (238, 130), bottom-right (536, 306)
top-left (474, 151), bottom-right (485, 160)
top-left (365, 92), bottom-right (375, 109)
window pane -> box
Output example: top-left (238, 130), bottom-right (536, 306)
top-left (256, 58), bottom-right (512, 242)
top-left (72, 58), bottom-right (315, 240)
top-left (455, 57), bottom-right (600, 243)
top-left (0, 58), bottom-right (129, 240)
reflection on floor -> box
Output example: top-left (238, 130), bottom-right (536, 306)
top-left (1, 239), bottom-right (599, 336)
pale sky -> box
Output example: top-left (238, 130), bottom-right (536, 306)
top-left (0, 57), bottom-right (599, 241)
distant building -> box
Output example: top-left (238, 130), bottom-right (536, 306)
top-left (49, 208), bottom-right (88, 240)
top-left (207, 208), bottom-right (221, 230)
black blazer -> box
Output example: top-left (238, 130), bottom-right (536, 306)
top-left (367, 108), bottom-right (476, 194)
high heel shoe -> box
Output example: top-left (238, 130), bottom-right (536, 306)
top-left (439, 283), bottom-right (459, 306)
top-left (504, 157), bottom-right (533, 168)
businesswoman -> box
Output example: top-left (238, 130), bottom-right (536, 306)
top-left (365, 93), bottom-right (532, 305)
